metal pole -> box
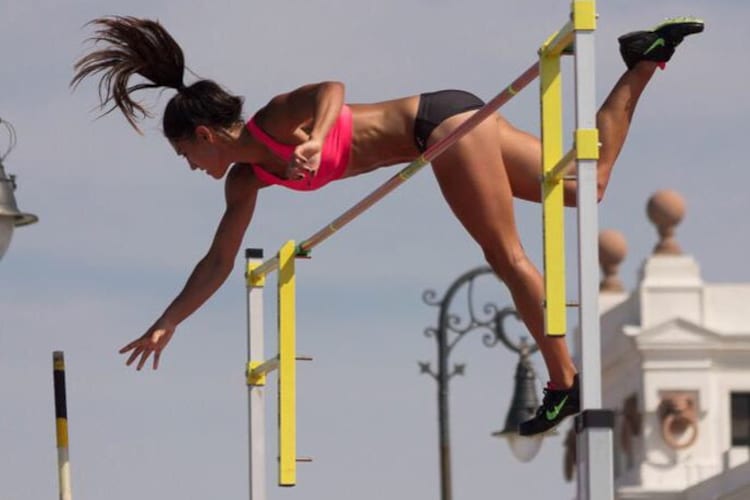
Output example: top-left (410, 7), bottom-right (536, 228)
top-left (421, 268), bottom-right (536, 500)
top-left (52, 351), bottom-right (72, 500)
top-left (246, 249), bottom-right (267, 500)
top-left (570, 1), bottom-right (615, 498)
top-left (436, 304), bottom-right (452, 500)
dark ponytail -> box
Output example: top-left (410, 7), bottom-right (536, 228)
top-left (72, 16), bottom-right (243, 139)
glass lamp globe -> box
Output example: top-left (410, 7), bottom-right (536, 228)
top-left (0, 216), bottom-right (13, 259)
top-left (505, 433), bottom-right (543, 462)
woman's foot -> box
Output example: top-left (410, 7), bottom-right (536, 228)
top-left (519, 374), bottom-right (580, 436)
top-left (618, 16), bottom-right (705, 70)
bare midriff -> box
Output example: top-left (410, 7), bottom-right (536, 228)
top-left (344, 96), bottom-right (421, 178)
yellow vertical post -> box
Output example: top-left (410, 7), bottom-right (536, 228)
top-left (277, 240), bottom-right (296, 486)
top-left (540, 44), bottom-right (567, 336)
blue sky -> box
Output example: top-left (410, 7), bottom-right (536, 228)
top-left (1, 1), bottom-right (748, 499)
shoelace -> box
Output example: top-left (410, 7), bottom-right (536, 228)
top-left (535, 385), bottom-right (556, 416)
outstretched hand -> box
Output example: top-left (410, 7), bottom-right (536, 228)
top-left (119, 319), bottom-right (176, 370)
top-left (287, 139), bottom-right (322, 183)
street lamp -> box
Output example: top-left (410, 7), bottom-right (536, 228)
top-left (420, 266), bottom-right (543, 500)
top-left (491, 335), bottom-right (544, 462)
top-left (0, 117), bottom-right (38, 260)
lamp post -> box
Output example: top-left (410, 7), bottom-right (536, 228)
top-left (0, 117), bottom-right (38, 260)
top-left (420, 266), bottom-right (543, 500)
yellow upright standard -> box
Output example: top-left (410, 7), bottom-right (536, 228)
top-left (539, 27), bottom-right (568, 336)
top-left (277, 240), bottom-right (297, 486)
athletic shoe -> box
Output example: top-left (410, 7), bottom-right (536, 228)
top-left (518, 374), bottom-right (580, 436)
top-left (618, 17), bottom-right (705, 70)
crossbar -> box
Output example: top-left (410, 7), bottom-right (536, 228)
top-left (296, 62), bottom-right (541, 255)
top-left (248, 64), bottom-right (540, 278)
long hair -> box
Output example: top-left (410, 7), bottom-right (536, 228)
top-left (71, 16), bottom-right (243, 139)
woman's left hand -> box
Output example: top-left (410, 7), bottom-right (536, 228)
top-left (287, 139), bottom-right (322, 183)
top-left (119, 318), bottom-right (177, 371)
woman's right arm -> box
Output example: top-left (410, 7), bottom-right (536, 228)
top-left (119, 165), bottom-right (262, 370)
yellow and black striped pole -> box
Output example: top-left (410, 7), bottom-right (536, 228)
top-left (53, 351), bottom-right (73, 500)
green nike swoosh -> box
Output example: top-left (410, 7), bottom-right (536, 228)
top-left (545, 395), bottom-right (569, 421)
top-left (644, 38), bottom-right (665, 55)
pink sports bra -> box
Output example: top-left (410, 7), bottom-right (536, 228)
top-left (246, 105), bottom-right (353, 191)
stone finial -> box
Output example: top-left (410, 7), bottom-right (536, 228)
top-left (647, 190), bottom-right (686, 255)
top-left (599, 229), bottom-right (627, 292)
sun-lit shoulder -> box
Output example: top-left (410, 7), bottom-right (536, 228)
top-left (254, 81), bottom-right (346, 138)
top-left (224, 163), bottom-right (264, 202)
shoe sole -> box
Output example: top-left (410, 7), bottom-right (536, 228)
top-left (653, 17), bottom-right (705, 39)
top-left (519, 410), bottom-right (580, 437)
top-left (544, 411), bottom-right (578, 436)
top-left (652, 16), bottom-right (705, 32)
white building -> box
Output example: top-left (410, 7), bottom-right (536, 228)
top-left (570, 190), bottom-right (750, 499)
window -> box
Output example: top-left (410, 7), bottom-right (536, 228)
top-left (731, 393), bottom-right (750, 447)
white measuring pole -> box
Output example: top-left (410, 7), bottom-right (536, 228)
top-left (246, 248), bottom-right (267, 500)
top-left (571, 2), bottom-right (615, 499)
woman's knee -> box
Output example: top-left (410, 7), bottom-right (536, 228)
top-left (481, 242), bottom-right (532, 282)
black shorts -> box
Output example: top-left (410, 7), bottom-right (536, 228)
top-left (413, 89), bottom-right (485, 152)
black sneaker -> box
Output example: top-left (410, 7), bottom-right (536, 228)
top-left (618, 17), bottom-right (705, 70)
top-left (518, 374), bottom-right (580, 436)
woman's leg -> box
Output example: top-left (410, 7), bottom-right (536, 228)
top-left (428, 112), bottom-right (577, 388)
top-left (500, 61), bottom-right (659, 205)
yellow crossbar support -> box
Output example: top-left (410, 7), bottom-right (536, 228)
top-left (546, 148), bottom-right (576, 183)
top-left (539, 21), bottom-right (574, 58)
top-left (249, 256), bottom-right (278, 285)
top-left (540, 42), bottom-right (567, 336)
top-left (277, 240), bottom-right (296, 486)
top-left (247, 358), bottom-right (278, 386)
top-left (576, 128), bottom-right (600, 160)
top-left (544, 128), bottom-right (600, 184)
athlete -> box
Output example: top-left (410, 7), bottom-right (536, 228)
top-left (72, 16), bottom-right (703, 435)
